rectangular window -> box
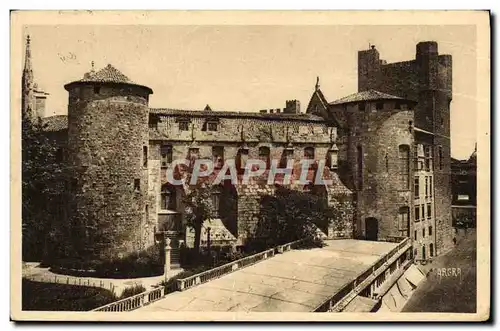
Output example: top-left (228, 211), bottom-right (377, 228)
top-left (357, 145), bottom-right (363, 189)
top-left (212, 146), bottom-right (224, 169)
top-left (134, 179), bottom-right (140, 192)
top-left (430, 243), bottom-right (434, 257)
top-left (207, 122), bottom-right (218, 132)
top-left (429, 226), bottom-right (433, 236)
top-left (414, 177), bottom-right (420, 200)
top-left (429, 176), bottom-right (433, 197)
top-left (414, 230), bottom-right (417, 240)
top-left (304, 147), bottom-right (315, 160)
top-left (438, 146), bottom-right (443, 170)
top-left (143, 146), bottom-right (148, 167)
top-left (422, 228), bottom-right (425, 238)
top-left (376, 101), bottom-right (384, 110)
top-left (413, 146), bottom-right (419, 170)
top-left (179, 121), bottom-right (189, 131)
top-left (399, 145), bottom-right (410, 190)
top-left (160, 145), bottom-right (173, 168)
top-left (414, 205), bottom-right (420, 222)
top-left (424, 145), bottom-right (432, 171)
top-left (398, 207), bottom-right (409, 237)
top-left (425, 176), bottom-right (428, 197)
top-left (427, 203), bottom-right (432, 219)
top-left (212, 191), bottom-right (220, 217)
top-left (358, 102), bottom-right (366, 111)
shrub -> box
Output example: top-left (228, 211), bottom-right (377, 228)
top-left (50, 246), bottom-right (164, 278)
top-left (22, 279), bottom-right (117, 311)
top-left (119, 284), bottom-right (146, 299)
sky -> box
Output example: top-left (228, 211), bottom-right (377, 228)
top-left (22, 25), bottom-right (477, 159)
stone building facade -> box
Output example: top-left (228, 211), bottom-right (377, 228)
top-left (23, 36), bottom-right (453, 265)
top-left (451, 146), bottom-right (477, 227)
top-left (306, 41), bottom-right (453, 260)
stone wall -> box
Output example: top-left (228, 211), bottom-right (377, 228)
top-left (331, 100), bottom-right (414, 241)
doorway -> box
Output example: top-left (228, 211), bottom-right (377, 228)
top-left (365, 217), bottom-right (379, 241)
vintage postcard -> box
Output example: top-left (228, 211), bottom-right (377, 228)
top-left (10, 10), bottom-right (490, 322)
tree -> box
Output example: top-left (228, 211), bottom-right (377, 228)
top-left (255, 186), bottom-right (354, 248)
top-left (182, 183), bottom-right (215, 254)
top-left (22, 107), bottom-right (66, 262)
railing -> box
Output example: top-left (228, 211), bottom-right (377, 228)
top-left (177, 239), bottom-right (304, 292)
top-left (313, 237), bottom-right (412, 312)
top-left (23, 273), bottom-right (116, 294)
top-left (93, 238), bottom-right (305, 311)
top-left (92, 286), bottom-right (165, 312)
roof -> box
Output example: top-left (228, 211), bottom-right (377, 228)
top-left (329, 90), bottom-right (406, 105)
top-left (39, 108), bottom-right (326, 133)
top-left (150, 108), bottom-right (325, 122)
top-left (80, 64), bottom-right (133, 84)
top-left (64, 64), bottom-right (152, 93)
top-left (42, 115), bottom-right (68, 132)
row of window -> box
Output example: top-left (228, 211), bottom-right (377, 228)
top-left (356, 101), bottom-right (413, 112)
top-left (414, 203), bottom-right (432, 222)
top-left (414, 175), bottom-right (433, 200)
top-left (415, 243), bottom-right (434, 260)
top-left (150, 118), bottom-right (330, 136)
top-left (414, 225), bottom-right (433, 240)
top-left (159, 144), bottom-right (322, 169)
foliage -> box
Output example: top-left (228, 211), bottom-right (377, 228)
top-left (252, 186), bottom-right (354, 248)
top-left (119, 284), bottom-right (146, 299)
top-left (22, 107), bottom-right (67, 262)
top-left (180, 157), bottom-right (217, 253)
top-left (22, 279), bottom-right (117, 311)
top-left (50, 245), bottom-right (163, 278)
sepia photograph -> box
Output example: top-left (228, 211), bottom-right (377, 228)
top-left (10, 10), bottom-right (490, 322)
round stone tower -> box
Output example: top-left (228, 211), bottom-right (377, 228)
top-left (64, 64), bottom-right (153, 263)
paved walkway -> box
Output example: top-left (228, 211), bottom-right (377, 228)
top-left (22, 263), bottom-right (184, 297)
top-left (138, 239), bottom-right (397, 312)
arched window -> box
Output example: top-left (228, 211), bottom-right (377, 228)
top-left (160, 184), bottom-right (176, 211)
top-left (304, 147), bottom-right (315, 160)
top-left (398, 145), bottom-right (410, 190)
top-left (259, 146), bottom-right (271, 169)
top-left (398, 206), bottom-right (410, 237)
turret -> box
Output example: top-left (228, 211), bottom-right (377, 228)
top-left (63, 63), bottom-right (153, 263)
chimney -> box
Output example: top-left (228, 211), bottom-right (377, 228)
top-left (259, 109), bottom-right (267, 113)
top-left (284, 100), bottom-right (301, 114)
top-left (276, 108), bottom-right (281, 113)
top-left (269, 109), bottom-right (274, 114)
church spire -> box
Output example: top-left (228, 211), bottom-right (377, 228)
top-left (315, 76), bottom-right (320, 91)
top-left (23, 34), bottom-right (32, 73)
top-left (22, 34), bottom-right (34, 119)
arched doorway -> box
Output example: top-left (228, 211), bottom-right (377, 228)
top-left (365, 217), bottom-right (379, 241)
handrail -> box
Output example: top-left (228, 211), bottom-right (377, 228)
top-left (176, 239), bottom-right (304, 291)
top-left (93, 238), bottom-right (305, 311)
top-left (92, 286), bottom-right (165, 312)
top-left (313, 236), bottom-right (412, 312)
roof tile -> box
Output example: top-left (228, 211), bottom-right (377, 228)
top-left (329, 89), bottom-right (405, 105)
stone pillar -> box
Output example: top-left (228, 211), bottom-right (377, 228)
top-left (164, 237), bottom-right (171, 283)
